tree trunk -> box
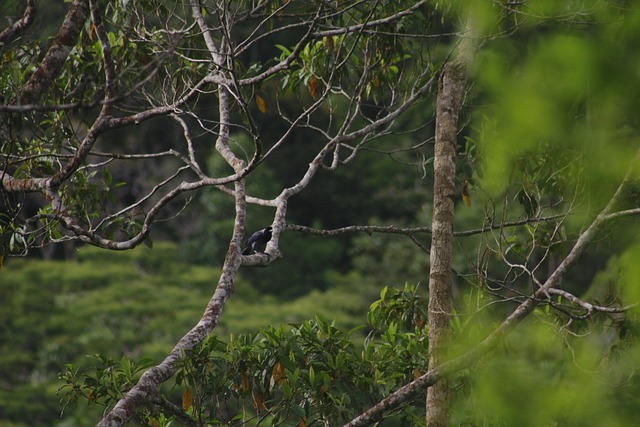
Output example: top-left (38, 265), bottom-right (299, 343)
top-left (426, 60), bottom-right (466, 427)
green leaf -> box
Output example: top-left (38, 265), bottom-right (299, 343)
top-left (275, 44), bottom-right (292, 56)
top-left (120, 357), bottom-right (132, 381)
top-left (308, 365), bottom-right (315, 387)
top-left (102, 167), bottom-right (112, 187)
top-left (292, 403), bottom-right (306, 418)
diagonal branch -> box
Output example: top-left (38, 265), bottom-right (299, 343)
top-left (96, 179), bottom-right (247, 427)
top-left (313, 0), bottom-right (429, 38)
top-left (0, 0), bottom-right (36, 46)
top-left (344, 155), bottom-right (640, 427)
top-left (16, 0), bottom-right (89, 105)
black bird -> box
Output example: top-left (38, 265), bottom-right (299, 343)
top-left (242, 226), bottom-right (272, 255)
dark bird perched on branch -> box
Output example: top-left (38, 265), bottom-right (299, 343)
top-left (242, 226), bottom-right (272, 255)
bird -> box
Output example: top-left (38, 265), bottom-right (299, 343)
top-left (242, 226), bottom-right (272, 255)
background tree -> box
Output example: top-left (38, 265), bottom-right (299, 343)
top-left (426, 58), bottom-right (466, 427)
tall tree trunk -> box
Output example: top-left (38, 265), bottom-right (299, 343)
top-left (426, 60), bottom-right (466, 427)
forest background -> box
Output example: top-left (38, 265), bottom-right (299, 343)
top-left (2, 1), bottom-right (640, 426)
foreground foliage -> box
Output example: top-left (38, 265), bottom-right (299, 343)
top-left (0, 244), bottom-right (364, 426)
top-left (2, 242), bottom-right (640, 426)
top-left (56, 280), bottom-right (640, 427)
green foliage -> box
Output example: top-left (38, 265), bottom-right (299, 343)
top-left (56, 278), bottom-right (640, 427)
top-left (368, 284), bottom-right (427, 333)
top-left (474, 10), bottom-right (639, 203)
top-left (4, 245), bottom-right (640, 426)
top-left (619, 244), bottom-right (640, 313)
top-left (59, 284), bottom-right (431, 426)
top-left (273, 1), bottom-right (418, 103)
top-left (0, 243), bottom-right (371, 425)
top-left (59, 355), bottom-right (155, 413)
top-left (453, 315), bottom-right (640, 427)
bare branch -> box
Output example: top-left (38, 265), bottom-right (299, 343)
top-left (313, 0), bottom-right (429, 38)
top-left (546, 288), bottom-right (638, 319)
top-left (285, 214), bottom-right (567, 237)
top-left (0, 100), bottom-right (96, 113)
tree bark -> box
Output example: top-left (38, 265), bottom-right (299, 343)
top-left (0, 0), bottom-right (36, 47)
top-left (16, 0), bottom-right (89, 105)
top-left (426, 60), bottom-right (466, 427)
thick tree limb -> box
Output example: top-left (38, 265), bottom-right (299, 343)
top-left (97, 5), bottom-right (254, 423)
top-left (16, 0), bottom-right (89, 105)
top-left (96, 180), bottom-right (247, 427)
top-left (97, 24), bottom-right (249, 419)
top-left (0, 0), bottom-right (36, 46)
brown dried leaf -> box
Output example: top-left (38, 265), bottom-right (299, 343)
top-left (182, 387), bottom-right (193, 411)
top-left (256, 95), bottom-right (267, 113)
top-left (241, 370), bottom-right (250, 392)
top-left (308, 77), bottom-right (317, 99)
top-left (462, 180), bottom-right (472, 208)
